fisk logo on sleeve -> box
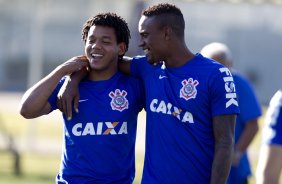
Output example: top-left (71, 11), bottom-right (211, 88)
top-left (219, 68), bottom-right (238, 108)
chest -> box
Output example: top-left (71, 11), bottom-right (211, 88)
top-left (144, 69), bottom-right (209, 113)
top-left (76, 85), bottom-right (137, 120)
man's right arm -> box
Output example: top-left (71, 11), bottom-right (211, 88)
top-left (19, 56), bottom-right (88, 119)
top-left (57, 67), bottom-right (88, 119)
top-left (118, 56), bottom-right (132, 75)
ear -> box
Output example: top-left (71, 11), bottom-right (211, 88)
top-left (118, 42), bottom-right (126, 56)
top-left (163, 26), bottom-right (173, 41)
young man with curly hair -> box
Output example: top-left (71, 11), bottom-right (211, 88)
top-left (19, 13), bottom-right (144, 184)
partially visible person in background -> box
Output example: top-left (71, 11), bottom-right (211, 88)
top-left (201, 42), bottom-right (262, 184)
top-left (256, 89), bottom-right (282, 184)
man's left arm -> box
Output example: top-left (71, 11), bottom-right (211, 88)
top-left (233, 118), bottom-right (259, 165)
top-left (211, 114), bottom-right (236, 184)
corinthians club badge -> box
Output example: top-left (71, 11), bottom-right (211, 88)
top-left (109, 89), bottom-right (129, 112)
top-left (180, 78), bottom-right (199, 101)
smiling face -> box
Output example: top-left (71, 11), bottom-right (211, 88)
top-left (85, 25), bottom-right (125, 75)
top-left (138, 15), bottom-right (168, 65)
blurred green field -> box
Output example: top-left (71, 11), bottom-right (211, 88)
top-left (0, 152), bottom-right (59, 184)
top-left (0, 151), bottom-right (145, 184)
top-left (0, 92), bottom-right (280, 184)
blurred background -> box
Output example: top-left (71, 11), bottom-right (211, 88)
top-left (0, 0), bottom-right (281, 183)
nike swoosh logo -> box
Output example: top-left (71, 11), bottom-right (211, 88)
top-left (79, 99), bottom-right (89, 103)
top-left (159, 75), bottom-right (168, 79)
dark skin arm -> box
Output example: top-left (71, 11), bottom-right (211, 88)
top-left (57, 67), bottom-right (88, 119)
top-left (118, 56), bottom-right (132, 75)
top-left (19, 56), bottom-right (88, 119)
top-left (57, 56), bottom-right (133, 119)
top-left (211, 114), bottom-right (236, 184)
top-left (232, 118), bottom-right (259, 165)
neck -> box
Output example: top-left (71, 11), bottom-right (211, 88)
top-left (87, 67), bottom-right (118, 81)
top-left (165, 44), bottom-right (195, 68)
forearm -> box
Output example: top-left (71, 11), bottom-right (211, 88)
top-left (20, 66), bottom-right (67, 118)
top-left (211, 141), bottom-right (234, 184)
top-left (118, 56), bottom-right (132, 75)
top-left (20, 55), bottom-right (89, 119)
top-left (211, 114), bottom-right (236, 184)
top-left (235, 119), bottom-right (259, 153)
top-left (256, 145), bottom-right (282, 184)
top-left (56, 67), bottom-right (89, 119)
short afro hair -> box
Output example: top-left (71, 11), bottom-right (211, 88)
top-left (142, 3), bottom-right (185, 38)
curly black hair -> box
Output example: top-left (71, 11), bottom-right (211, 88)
top-left (142, 3), bottom-right (185, 39)
top-left (82, 13), bottom-right (131, 60)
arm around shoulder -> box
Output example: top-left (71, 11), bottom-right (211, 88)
top-left (19, 67), bottom-right (65, 119)
top-left (19, 56), bottom-right (88, 119)
top-left (118, 56), bottom-right (132, 75)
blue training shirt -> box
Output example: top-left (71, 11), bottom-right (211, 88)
top-left (228, 72), bottom-right (262, 184)
top-left (262, 89), bottom-right (282, 145)
top-left (131, 54), bottom-right (240, 184)
top-left (48, 71), bottom-right (144, 184)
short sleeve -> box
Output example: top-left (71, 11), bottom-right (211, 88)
top-left (48, 77), bottom-right (66, 111)
top-left (209, 66), bottom-right (240, 116)
top-left (130, 56), bottom-right (150, 79)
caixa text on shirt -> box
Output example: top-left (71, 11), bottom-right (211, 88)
top-left (71, 122), bottom-right (128, 136)
top-left (150, 99), bottom-right (194, 123)
top-left (219, 67), bottom-right (238, 108)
